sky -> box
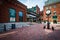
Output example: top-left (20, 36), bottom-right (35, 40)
top-left (18, 0), bottom-right (47, 11)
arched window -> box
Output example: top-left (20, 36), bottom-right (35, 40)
top-left (9, 8), bottom-right (16, 22)
top-left (19, 11), bottom-right (23, 17)
top-left (19, 11), bottom-right (23, 22)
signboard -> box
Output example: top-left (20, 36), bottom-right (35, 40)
top-left (10, 17), bottom-right (15, 22)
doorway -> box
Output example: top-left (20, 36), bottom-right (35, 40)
top-left (53, 20), bottom-right (57, 24)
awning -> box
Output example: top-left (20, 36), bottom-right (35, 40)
top-left (27, 14), bottom-right (36, 18)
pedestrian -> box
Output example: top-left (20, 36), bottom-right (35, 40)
top-left (52, 26), bottom-right (54, 31)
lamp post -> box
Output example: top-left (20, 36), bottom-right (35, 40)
top-left (46, 9), bottom-right (51, 29)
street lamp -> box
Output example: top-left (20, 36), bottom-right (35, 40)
top-left (46, 9), bottom-right (51, 29)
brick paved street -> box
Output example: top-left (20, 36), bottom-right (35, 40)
top-left (0, 24), bottom-right (60, 40)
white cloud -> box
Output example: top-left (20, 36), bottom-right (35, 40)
top-left (45, 0), bottom-right (48, 1)
top-left (18, 0), bottom-right (46, 11)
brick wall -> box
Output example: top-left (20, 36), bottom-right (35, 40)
top-left (43, 2), bottom-right (60, 23)
top-left (0, 0), bottom-right (27, 23)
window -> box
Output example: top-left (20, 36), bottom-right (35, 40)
top-left (9, 8), bottom-right (16, 17)
top-left (53, 5), bottom-right (56, 8)
top-left (53, 16), bottom-right (57, 18)
top-left (19, 11), bottom-right (23, 22)
top-left (9, 8), bottom-right (16, 22)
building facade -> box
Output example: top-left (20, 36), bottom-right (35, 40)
top-left (27, 12), bottom-right (36, 22)
top-left (0, 0), bottom-right (27, 23)
top-left (36, 5), bottom-right (43, 23)
top-left (27, 5), bottom-right (42, 22)
top-left (43, 0), bottom-right (60, 24)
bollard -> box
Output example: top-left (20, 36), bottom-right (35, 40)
top-left (47, 22), bottom-right (50, 29)
top-left (43, 26), bottom-right (46, 29)
top-left (4, 25), bottom-right (6, 31)
top-left (11, 24), bottom-right (16, 29)
top-left (52, 26), bottom-right (54, 31)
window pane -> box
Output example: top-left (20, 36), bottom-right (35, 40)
top-left (9, 8), bottom-right (16, 17)
top-left (19, 11), bottom-right (23, 22)
top-left (53, 16), bottom-right (57, 18)
top-left (19, 12), bottom-right (23, 17)
top-left (9, 8), bottom-right (16, 22)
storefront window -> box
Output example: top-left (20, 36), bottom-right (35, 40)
top-left (19, 11), bottom-right (23, 22)
top-left (9, 8), bottom-right (16, 22)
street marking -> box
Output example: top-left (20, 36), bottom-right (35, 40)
top-left (0, 31), bottom-right (18, 38)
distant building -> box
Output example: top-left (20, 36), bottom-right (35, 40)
top-left (0, 0), bottom-right (27, 23)
top-left (27, 5), bottom-right (43, 22)
top-left (27, 12), bottom-right (36, 22)
top-left (27, 7), bottom-right (37, 22)
top-left (36, 5), bottom-right (43, 23)
top-left (39, 11), bottom-right (43, 23)
top-left (43, 0), bottom-right (60, 24)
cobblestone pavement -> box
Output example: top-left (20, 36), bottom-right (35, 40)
top-left (0, 24), bottom-right (60, 40)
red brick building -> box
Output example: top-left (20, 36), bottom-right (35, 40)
top-left (36, 5), bottom-right (40, 14)
top-left (0, 0), bottom-right (27, 23)
top-left (36, 5), bottom-right (43, 23)
top-left (43, 0), bottom-right (60, 24)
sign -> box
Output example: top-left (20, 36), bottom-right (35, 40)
top-left (10, 17), bottom-right (15, 22)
